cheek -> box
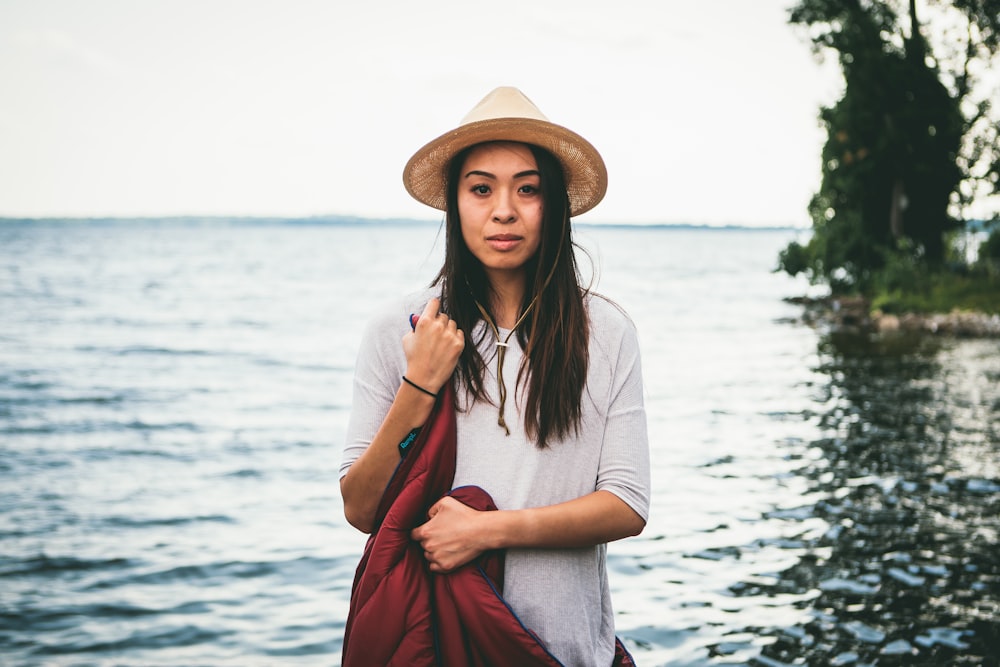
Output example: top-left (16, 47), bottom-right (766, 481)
top-left (456, 192), bottom-right (486, 225)
top-left (526, 202), bottom-right (544, 235)
top-left (459, 222), bottom-right (474, 250)
top-left (455, 195), bottom-right (474, 239)
top-left (457, 213), bottom-right (477, 251)
top-left (529, 201), bottom-right (544, 222)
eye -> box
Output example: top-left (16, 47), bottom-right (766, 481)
top-left (518, 183), bottom-right (540, 195)
top-left (470, 184), bottom-right (491, 195)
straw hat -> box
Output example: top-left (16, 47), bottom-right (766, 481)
top-left (403, 87), bottom-right (608, 217)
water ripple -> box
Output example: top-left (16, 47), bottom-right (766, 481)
top-left (2, 222), bottom-right (996, 665)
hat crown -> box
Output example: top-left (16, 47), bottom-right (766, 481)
top-left (460, 87), bottom-right (550, 125)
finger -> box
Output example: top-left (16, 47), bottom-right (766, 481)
top-left (427, 500), bottom-right (441, 519)
top-left (420, 298), bottom-right (441, 323)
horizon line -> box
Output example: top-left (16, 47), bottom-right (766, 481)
top-left (0, 214), bottom-right (809, 232)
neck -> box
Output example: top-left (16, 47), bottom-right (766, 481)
top-left (484, 270), bottom-right (527, 329)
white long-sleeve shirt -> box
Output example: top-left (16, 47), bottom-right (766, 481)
top-left (341, 287), bottom-right (651, 667)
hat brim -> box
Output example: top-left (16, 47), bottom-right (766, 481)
top-left (403, 117), bottom-right (608, 218)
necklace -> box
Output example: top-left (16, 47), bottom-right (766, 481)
top-left (466, 217), bottom-right (566, 435)
top-left (473, 295), bottom-right (539, 435)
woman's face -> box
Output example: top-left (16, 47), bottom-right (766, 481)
top-left (456, 142), bottom-right (544, 280)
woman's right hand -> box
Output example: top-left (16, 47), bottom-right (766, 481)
top-left (402, 298), bottom-right (465, 395)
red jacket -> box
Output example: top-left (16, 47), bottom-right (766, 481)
top-left (342, 383), bottom-right (636, 666)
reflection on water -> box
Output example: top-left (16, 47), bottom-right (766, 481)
top-left (743, 331), bottom-right (1000, 665)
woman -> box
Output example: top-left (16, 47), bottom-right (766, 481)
top-left (340, 87), bottom-right (650, 666)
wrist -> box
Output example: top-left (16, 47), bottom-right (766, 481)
top-left (395, 381), bottom-right (436, 429)
top-left (401, 375), bottom-right (438, 399)
top-left (486, 509), bottom-right (520, 550)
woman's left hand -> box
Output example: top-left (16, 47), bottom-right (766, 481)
top-left (411, 496), bottom-right (490, 573)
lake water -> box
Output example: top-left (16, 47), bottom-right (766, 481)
top-left (1, 220), bottom-right (997, 666)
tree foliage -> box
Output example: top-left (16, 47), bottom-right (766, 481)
top-left (779, 0), bottom-right (1000, 293)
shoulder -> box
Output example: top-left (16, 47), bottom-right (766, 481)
top-left (357, 286), bottom-right (438, 351)
top-left (582, 292), bottom-right (645, 413)
top-left (585, 292), bottom-right (638, 342)
top-left (584, 292), bottom-right (642, 369)
top-left (362, 286), bottom-right (438, 331)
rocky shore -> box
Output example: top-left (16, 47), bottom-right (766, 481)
top-left (787, 296), bottom-right (1000, 338)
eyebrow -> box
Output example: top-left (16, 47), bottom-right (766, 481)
top-left (463, 169), bottom-right (541, 180)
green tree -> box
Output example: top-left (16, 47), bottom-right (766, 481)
top-left (780, 0), bottom-right (1000, 293)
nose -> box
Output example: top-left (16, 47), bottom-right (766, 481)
top-left (492, 188), bottom-right (517, 224)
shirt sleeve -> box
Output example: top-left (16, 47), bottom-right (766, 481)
top-left (339, 303), bottom-right (410, 479)
top-left (593, 309), bottom-right (652, 522)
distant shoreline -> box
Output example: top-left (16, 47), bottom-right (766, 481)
top-left (0, 215), bottom-right (806, 233)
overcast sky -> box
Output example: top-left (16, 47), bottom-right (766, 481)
top-left (0, 1), bottom-right (843, 226)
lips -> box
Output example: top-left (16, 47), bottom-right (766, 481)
top-left (486, 234), bottom-right (523, 251)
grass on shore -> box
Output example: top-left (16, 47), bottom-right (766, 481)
top-left (871, 269), bottom-right (1000, 315)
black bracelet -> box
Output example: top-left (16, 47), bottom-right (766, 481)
top-left (402, 375), bottom-right (438, 399)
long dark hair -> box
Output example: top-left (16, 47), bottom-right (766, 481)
top-left (434, 142), bottom-right (589, 448)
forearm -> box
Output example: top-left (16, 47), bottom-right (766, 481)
top-left (341, 298), bottom-right (465, 534)
top-left (487, 490), bottom-right (645, 550)
top-left (412, 490), bottom-right (645, 573)
top-left (340, 382), bottom-right (435, 533)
